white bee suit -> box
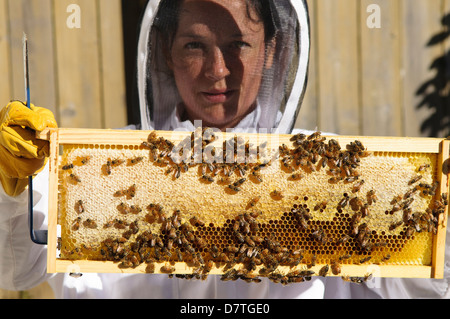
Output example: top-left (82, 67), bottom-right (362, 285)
top-left (0, 0), bottom-right (327, 298)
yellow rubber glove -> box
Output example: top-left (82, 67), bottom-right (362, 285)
top-left (0, 101), bottom-right (57, 197)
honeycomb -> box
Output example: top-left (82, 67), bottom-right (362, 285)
top-left (56, 129), bottom-right (448, 284)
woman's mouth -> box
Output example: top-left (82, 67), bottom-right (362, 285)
top-left (201, 90), bottom-right (235, 104)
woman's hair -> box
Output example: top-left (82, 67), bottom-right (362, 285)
top-left (152, 0), bottom-right (279, 54)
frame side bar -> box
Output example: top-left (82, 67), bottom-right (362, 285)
top-left (46, 129), bottom-right (60, 273)
top-left (431, 140), bottom-right (449, 278)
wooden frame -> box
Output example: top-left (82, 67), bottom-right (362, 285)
top-left (40, 128), bottom-right (449, 279)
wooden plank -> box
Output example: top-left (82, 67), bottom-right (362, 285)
top-left (0, 288), bottom-right (21, 299)
top-left (360, 0), bottom-right (403, 136)
top-left (46, 129), bottom-right (59, 274)
top-left (294, 0), bottom-right (318, 132)
top-left (53, 259), bottom-right (433, 278)
top-left (53, 0), bottom-right (103, 128)
top-left (7, 0), bottom-right (57, 115)
top-left (444, 0), bottom-right (450, 135)
top-left (48, 128), bottom-right (443, 153)
top-left (315, 0), bottom-right (360, 135)
top-left (432, 140), bottom-right (449, 278)
top-left (98, 0), bottom-right (127, 129)
top-left (401, 0), bottom-right (444, 138)
top-left (0, 0), bottom-right (12, 106)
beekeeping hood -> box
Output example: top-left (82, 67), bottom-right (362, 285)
top-left (136, 0), bottom-right (310, 134)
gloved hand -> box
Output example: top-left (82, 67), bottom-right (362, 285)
top-left (0, 101), bottom-right (57, 197)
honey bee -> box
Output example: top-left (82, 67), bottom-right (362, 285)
top-left (337, 234), bottom-right (351, 246)
top-left (160, 263), bottom-right (176, 274)
top-left (390, 195), bottom-right (403, 205)
top-left (221, 268), bottom-right (239, 281)
top-left (232, 219), bottom-right (240, 232)
top-left (319, 264), bottom-right (329, 277)
top-left (173, 165), bottom-right (181, 179)
top-left (227, 184), bottom-right (241, 192)
top-left (408, 175), bottom-right (423, 185)
top-left (428, 181), bottom-right (439, 196)
top-left (68, 173), bottom-right (81, 184)
top-left (389, 221), bottom-right (403, 231)
top-left (339, 253), bottom-right (352, 261)
top-left (127, 156), bottom-right (144, 166)
top-left (338, 194), bottom-right (350, 209)
top-left (341, 273), bottom-right (372, 284)
top-left (234, 178), bottom-right (246, 187)
top-left (366, 190), bottom-right (377, 205)
top-left (381, 254), bottom-right (391, 262)
top-left (329, 176), bottom-right (343, 184)
top-left (113, 219), bottom-right (128, 230)
top-left (74, 200), bottom-right (85, 214)
top-left (226, 245), bottom-right (239, 254)
top-left (270, 190), bottom-right (283, 200)
top-left (117, 202), bottom-right (130, 215)
top-left (289, 173), bottom-right (304, 181)
top-left (352, 180), bottom-right (365, 193)
top-left (311, 228), bottom-right (328, 244)
top-left (200, 175), bottom-right (214, 183)
top-left (244, 235), bottom-right (255, 247)
top-left (113, 190), bottom-right (126, 197)
top-left (314, 200), bottom-right (328, 211)
top-left (418, 163), bottom-right (430, 172)
top-left (103, 220), bottom-right (114, 229)
top-left (234, 231), bottom-right (245, 243)
top-left (441, 192), bottom-right (448, 202)
top-left (71, 217), bottom-right (81, 231)
top-left (344, 176), bottom-right (358, 183)
top-left (76, 156), bottom-right (90, 166)
top-left (331, 260), bottom-right (341, 275)
top-left (308, 131), bottom-right (322, 140)
top-left (249, 236), bottom-right (262, 246)
top-left (145, 263), bottom-right (155, 273)
top-left (246, 196), bottom-right (261, 209)
top-left (129, 205), bottom-right (142, 215)
top-left (126, 184), bottom-right (136, 199)
top-left (360, 203), bottom-right (370, 218)
top-left (405, 226), bottom-right (415, 237)
top-left (290, 133), bottom-right (306, 142)
top-left (189, 216), bottom-right (205, 227)
top-left (195, 236), bottom-right (207, 249)
top-left (83, 218), bottom-right (98, 229)
top-left (111, 158), bottom-right (125, 167)
top-left (251, 170), bottom-right (263, 183)
top-left (62, 163), bottom-right (74, 170)
top-left (102, 162), bottom-right (112, 175)
top-left (359, 256), bottom-right (372, 264)
top-left (350, 196), bottom-right (364, 212)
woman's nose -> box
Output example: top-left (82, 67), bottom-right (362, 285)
top-left (204, 47), bottom-right (230, 81)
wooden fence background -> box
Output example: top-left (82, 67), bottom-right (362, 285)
top-left (0, 0), bottom-right (449, 136)
top-left (0, 0), bottom-right (449, 298)
top-left (0, 0), bottom-right (128, 130)
top-left (296, 0), bottom-right (450, 138)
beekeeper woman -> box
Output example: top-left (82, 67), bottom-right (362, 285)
top-left (0, 0), bottom-right (320, 298)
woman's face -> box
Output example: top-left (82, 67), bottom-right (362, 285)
top-left (169, 0), bottom-right (272, 130)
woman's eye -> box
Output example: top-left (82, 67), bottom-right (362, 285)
top-left (184, 42), bottom-right (202, 50)
top-left (232, 41), bottom-right (250, 49)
